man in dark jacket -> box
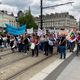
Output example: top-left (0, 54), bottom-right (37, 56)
top-left (24, 36), bottom-right (29, 53)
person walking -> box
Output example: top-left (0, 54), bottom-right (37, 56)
top-left (10, 37), bottom-right (17, 53)
top-left (0, 35), bottom-right (3, 59)
top-left (31, 35), bottom-right (40, 57)
top-left (23, 35), bottom-right (29, 54)
top-left (34, 36), bottom-right (40, 57)
top-left (59, 36), bottom-right (67, 59)
top-left (48, 39), bottom-right (53, 55)
top-left (44, 35), bottom-right (49, 56)
top-left (0, 35), bottom-right (4, 52)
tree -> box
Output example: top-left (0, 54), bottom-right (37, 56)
top-left (18, 7), bottom-right (38, 29)
top-left (18, 15), bottom-right (26, 26)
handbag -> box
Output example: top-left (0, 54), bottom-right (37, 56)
top-left (30, 43), bottom-right (35, 50)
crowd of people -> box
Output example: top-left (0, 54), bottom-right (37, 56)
top-left (0, 32), bottom-right (80, 59)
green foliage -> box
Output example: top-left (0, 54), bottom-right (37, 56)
top-left (18, 8), bottom-right (38, 29)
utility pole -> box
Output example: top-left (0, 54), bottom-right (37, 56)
top-left (40, 0), bottom-right (43, 29)
top-left (40, 1), bottom-right (74, 29)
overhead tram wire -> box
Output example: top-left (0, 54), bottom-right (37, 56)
top-left (43, 2), bottom-right (74, 9)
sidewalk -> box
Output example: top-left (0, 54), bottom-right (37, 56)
top-left (29, 51), bottom-right (74, 80)
top-left (56, 56), bottom-right (80, 80)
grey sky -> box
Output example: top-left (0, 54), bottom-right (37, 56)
top-left (0, 0), bottom-right (80, 20)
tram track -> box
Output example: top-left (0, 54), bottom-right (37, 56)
top-left (0, 48), bottom-right (57, 80)
top-left (0, 50), bottom-right (56, 80)
top-left (7, 54), bottom-right (56, 80)
top-left (0, 52), bottom-right (31, 69)
top-left (0, 50), bottom-right (12, 57)
top-left (7, 48), bottom-right (57, 80)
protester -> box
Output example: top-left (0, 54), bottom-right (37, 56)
top-left (10, 37), bottom-right (17, 53)
top-left (39, 35), bottom-right (45, 51)
top-left (44, 34), bottom-right (49, 56)
top-left (48, 39), bottom-right (53, 54)
top-left (0, 35), bottom-right (4, 52)
top-left (18, 36), bottom-right (24, 52)
top-left (59, 35), bottom-right (67, 59)
top-left (7, 35), bottom-right (10, 47)
top-left (31, 35), bottom-right (40, 57)
top-left (23, 35), bottom-right (29, 54)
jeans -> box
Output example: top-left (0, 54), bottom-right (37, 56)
top-left (60, 46), bottom-right (66, 59)
top-left (69, 42), bottom-right (75, 52)
top-left (39, 42), bottom-right (45, 51)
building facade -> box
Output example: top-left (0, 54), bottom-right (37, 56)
top-left (0, 10), bottom-right (17, 28)
top-left (35, 12), bottom-right (77, 30)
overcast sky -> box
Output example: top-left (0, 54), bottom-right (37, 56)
top-left (0, 0), bottom-right (80, 21)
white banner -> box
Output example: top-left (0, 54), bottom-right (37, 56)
top-left (27, 28), bottom-right (33, 34)
top-left (37, 28), bottom-right (43, 36)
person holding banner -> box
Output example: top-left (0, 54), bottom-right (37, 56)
top-left (66, 30), bottom-right (77, 52)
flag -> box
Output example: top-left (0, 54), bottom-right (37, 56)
top-left (66, 30), bottom-right (77, 42)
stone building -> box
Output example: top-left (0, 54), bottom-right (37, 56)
top-left (35, 12), bottom-right (77, 30)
